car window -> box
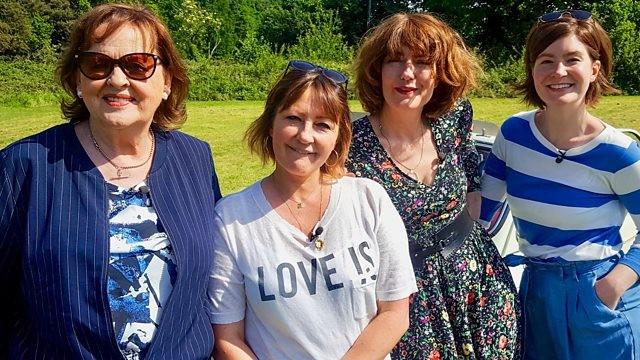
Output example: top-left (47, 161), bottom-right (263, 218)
top-left (622, 129), bottom-right (640, 144)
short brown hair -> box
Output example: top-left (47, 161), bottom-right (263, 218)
top-left (517, 15), bottom-right (619, 108)
top-left (245, 68), bottom-right (352, 178)
top-left (56, 4), bottom-right (189, 130)
top-left (355, 13), bottom-right (479, 119)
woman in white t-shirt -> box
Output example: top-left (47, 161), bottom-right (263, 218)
top-left (207, 60), bottom-right (418, 359)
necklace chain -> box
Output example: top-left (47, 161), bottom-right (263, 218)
top-left (89, 125), bottom-right (155, 179)
top-left (273, 178), bottom-right (325, 248)
top-left (378, 118), bottom-right (425, 180)
top-left (290, 187), bottom-right (322, 209)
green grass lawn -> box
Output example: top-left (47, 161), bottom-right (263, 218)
top-left (1, 96), bottom-right (639, 194)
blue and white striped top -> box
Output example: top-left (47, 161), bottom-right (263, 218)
top-left (480, 110), bottom-right (640, 274)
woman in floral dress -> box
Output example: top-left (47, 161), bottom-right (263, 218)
top-left (347, 13), bottom-right (520, 359)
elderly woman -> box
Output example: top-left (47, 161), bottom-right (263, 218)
top-left (0, 4), bottom-right (221, 358)
top-left (347, 13), bottom-right (520, 359)
top-left (208, 60), bottom-right (417, 359)
top-left (480, 10), bottom-right (640, 359)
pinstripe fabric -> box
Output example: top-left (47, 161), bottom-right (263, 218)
top-left (0, 123), bottom-right (221, 359)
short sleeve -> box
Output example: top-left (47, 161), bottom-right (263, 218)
top-left (207, 212), bottom-right (247, 324)
top-left (371, 184), bottom-right (418, 301)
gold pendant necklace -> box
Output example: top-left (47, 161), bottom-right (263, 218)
top-left (89, 125), bottom-right (154, 179)
top-left (273, 178), bottom-right (326, 250)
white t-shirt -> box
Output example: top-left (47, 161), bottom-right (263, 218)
top-left (208, 176), bottom-right (417, 360)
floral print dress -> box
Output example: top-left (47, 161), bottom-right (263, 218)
top-left (347, 100), bottom-right (520, 359)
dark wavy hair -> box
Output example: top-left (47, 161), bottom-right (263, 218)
top-left (245, 68), bottom-right (351, 178)
top-left (56, 4), bottom-right (189, 130)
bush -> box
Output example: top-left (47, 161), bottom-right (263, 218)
top-left (187, 56), bottom-right (286, 101)
top-left (472, 57), bottom-right (524, 98)
top-left (592, 0), bottom-right (640, 95)
top-left (0, 59), bottom-right (65, 106)
top-left (287, 22), bottom-right (353, 63)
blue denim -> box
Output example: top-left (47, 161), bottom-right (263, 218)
top-left (507, 254), bottom-right (640, 359)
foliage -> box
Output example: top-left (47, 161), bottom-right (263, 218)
top-left (591, 0), bottom-right (640, 94)
top-left (0, 60), bottom-right (64, 106)
top-left (287, 18), bottom-right (353, 63)
top-left (172, 0), bottom-right (221, 59)
top-left (1, 0), bottom-right (640, 95)
top-left (0, 0), bottom-right (32, 57)
top-left (472, 57), bottom-right (525, 98)
top-left (258, 0), bottom-right (336, 50)
top-left (186, 55), bottom-right (285, 101)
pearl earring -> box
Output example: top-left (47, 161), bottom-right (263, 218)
top-left (162, 91), bottom-right (169, 100)
top-left (77, 89), bottom-right (83, 98)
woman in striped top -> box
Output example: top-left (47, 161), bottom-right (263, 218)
top-left (480, 10), bottom-right (640, 359)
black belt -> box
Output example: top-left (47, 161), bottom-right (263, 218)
top-left (408, 206), bottom-right (475, 270)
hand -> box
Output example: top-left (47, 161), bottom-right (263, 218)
top-left (594, 276), bottom-right (621, 310)
top-left (594, 264), bottom-right (639, 310)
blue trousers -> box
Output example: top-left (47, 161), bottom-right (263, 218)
top-left (507, 255), bottom-right (640, 359)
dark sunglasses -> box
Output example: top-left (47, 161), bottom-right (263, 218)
top-left (75, 52), bottom-right (162, 81)
top-left (285, 60), bottom-right (348, 89)
top-left (538, 9), bottom-right (592, 23)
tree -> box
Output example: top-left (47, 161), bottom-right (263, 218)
top-left (259, 0), bottom-right (337, 50)
top-left (0, 0), bottom-right (33, 57)
top-left (591, 0), bottom-right (640, 93)
top-left (0, 0), bottom-right (78, 59)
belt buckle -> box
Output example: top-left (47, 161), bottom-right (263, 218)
top-left (438, 230), bottom-right (456, 249)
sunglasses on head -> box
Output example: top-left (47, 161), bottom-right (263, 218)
top-left (538, 9), bottom-right (592, 23)
top-left (75, 52), bottom-right (162, 81)
top-left (285, 60), bottom-right (348, 89)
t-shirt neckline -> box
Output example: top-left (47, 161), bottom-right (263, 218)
top-left (527, 110), bottom-right (611, 156)
top-left (252, 178), bottom-right (342, 245)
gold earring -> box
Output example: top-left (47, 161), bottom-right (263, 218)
top-left (325, 149), bottom-right (339, 167)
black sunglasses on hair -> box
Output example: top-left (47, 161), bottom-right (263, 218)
top-left (75, 52), bottom-right (162, 80)
top-left (285, 60), bottom-right (348, 89)
top-left (538, 9), bottom-right (592, 23)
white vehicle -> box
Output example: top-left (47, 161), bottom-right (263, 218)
top-left (472, 120), bottom-right (640, 286)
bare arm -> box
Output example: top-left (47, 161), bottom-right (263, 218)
top-left (466, 191), bottom-right (481, 220)
top-left (341, 298), bottom-right (410, 360)
top-left (212, 321), bottom-right (258, 360)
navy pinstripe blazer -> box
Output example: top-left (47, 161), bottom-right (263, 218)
top-left (0, 124), bottom-right (222, 359)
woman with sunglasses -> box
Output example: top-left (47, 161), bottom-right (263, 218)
top-left (0, 4), bottom-right (221, 358)
top-left (348, 13), bottom-right (520, 359)
top-left (480, 10), bottom-right (640, 359)
top-left (208, 61), bottom-right (417, 359)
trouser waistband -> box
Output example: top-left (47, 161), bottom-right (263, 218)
top-left (504, 253), bottom-right (621, 275)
